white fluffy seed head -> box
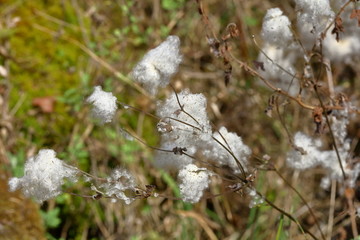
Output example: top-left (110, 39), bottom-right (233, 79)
top-left (154, 90), bottom-right (212, 170)
top-left (323, 36), bottom-right (360, 63)
top-left (178, 164), bottom-right (212, 203)
top-left (247, 188), bottom-right (264, 208)
top-left (100, 168), bottom-right (136, 205)
top-left (295, 0), bottom-right (334, 16)
top-left (261, 8), bottom-right (293, 46)
top-left (8, 177), bottom-right (21, 192)
top-left (202, 127), bottom-right (251, 174)
top-left (132, 35), bottom-right (182, 95)
top-left (156, 89), bottom-right (212, 142)
top-left (8, 149), bottom-right (79, 203)
top-left (86, 86), bottom-right (118, 124)
top-left (257, 44), bottom-right (299, 96)
top-left (286, 131), bottom-right (359, 188)
top-left (154, 141), bottom-right (195, 171)
top-left (294, 0), bottom-right (334, 47)
top-left (330, 110), bottom-right (349, 148)
top-left (286, 132), bottom-right (322, 170)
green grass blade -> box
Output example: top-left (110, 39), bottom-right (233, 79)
top-left (275, 215), bottom-right (285, 240)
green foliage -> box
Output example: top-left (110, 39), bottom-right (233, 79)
top-left (58, 135), bottom-right (89, 170)
top-left (115, 0), bottom-right (152, 46)
top-left (55, 193), bottom-right (72, 205)
top-left (0, 28), bottom-right (16, 39)
top-left (46, 234), bottom-right (65, 240)
top-left (161, 170), bottom-right (180, 197)
top-left (103, 126), bottom-right (142, 162)
top-left (120, 141), bottom-right (141, 163)
top-left (41, 207), bottom-right (61, 228)
top-left (130, 236), bottom-right (141, 240)
top-left (161, 171), bottom-right (192, 210)
top-left (180, 219), bottom-right (196, 239)
top-left (8, 150), bottom-right (25, 177)
top-left (161, 0), bottom-right (186, 10)
top-left (244, 16), bottom-right (259, 27)
top-left (205, 208), bottom-right (223, 224)
top-left (57, 88), bottom-right (84, 112)
top-left (140, 204), bottom-right (152, 216)
top-left (160, 25), bottom-right (171, 37)
top-left (246, 207), bottom-right (261, 239)
top-left (275, 215), bottom-right (287, 240)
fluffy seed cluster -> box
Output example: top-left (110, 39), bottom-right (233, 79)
top-left (330, 109), bottom-right (350, 147)
top-left (257, 45), bottom-right (299, 95)
top-left (178, 164), bottom-right (212, 203)
top-left (86, 86), bottom-right (118, 124)
top-left (258, 0), bottom-right (360, 96)
top-left (132, 35), bottom-right (182, 95)
top-left (156, 90), bottom-right (211, 138)
top-left (8, 149), bottom-right (79, 203)
top-left (203, 127), bottom-right (252, 174)
top-left (258, 8), bottom-right (299, 96)
top-left (322, 0), bottom-right (360, 62)
top-left (259, 1), bottom-right (359, 65)
top-left (154, 90), bottom-right (251, 203)
top-left (323, 36), bottom-right (360, 63)
top-left (261, 8), bottom-right (293, 47)
top-left (99, 168), bottom-right (137, 204)
top-left (294, 0), bottom-right (334, 47)
top-left (155, 90), bottom-right (212, 170)
top-left (286, 132), bottom-right (324, 170)
top-left (295, 0), bottom-right (334, 21)
top-left (287, 121), bottom-right (359, 188)
top-left (248, 189), bottom-right (264, 208)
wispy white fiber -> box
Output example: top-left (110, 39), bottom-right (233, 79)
top-left (132, 36), bottom-right (182, 95)
top-left (178, 164), bottom-right (212, 203)
top-left (86, 86), bottom-right (118, 124)
top-left (8, 149), bottom-right (79, 203)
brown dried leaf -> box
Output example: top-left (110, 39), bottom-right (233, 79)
top-left (312, 107), bottom-right (323, 134)
top-left (226, 23), bottom-right (239, 38)
top-left (32, 96), bottom-right (55, 113)
top-left (335, 93), bottom-right (349, 106)
top-left (0, 84), bottom-right (7, 94)
top-left (264, 95), bottom-right (275, 117)
top-left (223, 57), bottom-right (232, 86)
top-left (331, 16), bottom-right (344, 42)
top-left (344, 188), bottom-right (355, 199)
top-left (353, 138), bottom-right (360, 159)
top-left (350, 9), bottom-right (360, 27)
top-left (253, 60), bottom-right (265, 71)
top-left (207, 37), bottom-right (221, 58)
